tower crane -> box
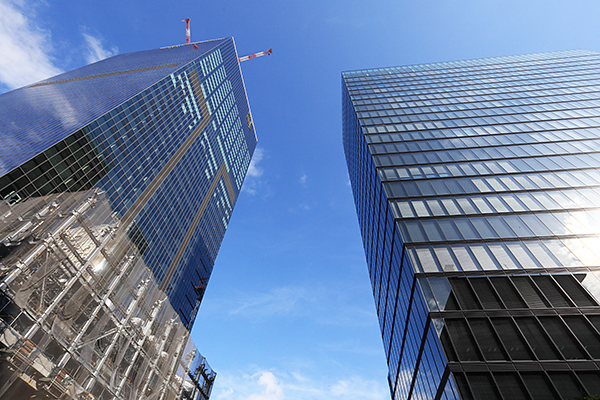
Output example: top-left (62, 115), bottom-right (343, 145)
top-left (181, 19), bottom-right (272, 61)
top-left (238, 48), bottom-right (273, 63)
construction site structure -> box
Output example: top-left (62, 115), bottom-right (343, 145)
top-left (0, 189), bottom-right (215, 399)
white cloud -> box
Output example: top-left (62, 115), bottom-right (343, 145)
top-left (82, 32), bottom-right (118, 64)
top-left (213, 369), bottom-right (388, 400)
top-left (0, 0), bottom-right (62, 89)
top-left (249, 372), bottom-right (284, 400)
top-left (299, 173), bottom-right (307, 184)
top-left (243, 148), bottom-right (267, 195)
top-left (215, 371), bottom-right (283, 400)
top-left (247, 147), bottom-right (265, 177)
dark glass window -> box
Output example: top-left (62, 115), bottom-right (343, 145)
top-left (538, 317), bottom-right (587, 359)
top-left (490, 277), bottom-right (527, 309)
top-left (466, 373), bottom-right (502, 400)
top-left (563, 316), bottom-right (600, 358)
top-left (515, 317), bottom-right (561, 360)
top-left (494, 373), bottom-right (531, 400)
top-left (491, 318), bottom-right (534, 360)
top-left (520, 373), bottom-right (560, 400)
top-left (555, 274), bottom-right (598, 307)
top-left (531, 276), bottom-right (572, 308)
top-left (468, 319), bottom-right (507, 361)
top-left (512, 276), bottom-right (551, 308)
top-left (453, 373), bottom-right (475, 400)
top-left (547, 372), bottom-right (585, 400)
top-left (449, 278), bottom-right (481, 310)
top-left (577, 371), bottom-right (600, 395)
top-left (469, 277), bottom-right (504, 309)
top-left (445, 319), bottom-right (482, 361)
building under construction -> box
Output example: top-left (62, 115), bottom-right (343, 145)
top-left (0, 37), bottom-right (258, 399)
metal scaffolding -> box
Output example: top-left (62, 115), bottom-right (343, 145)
top-left (0, 189), bottom-right (215, 399)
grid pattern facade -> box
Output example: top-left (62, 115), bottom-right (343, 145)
top-left (343, 50), bottom-right (600, 400)
top-left (0, 38), bottom-right (256, 327)
top-left (0, 38), bottom-right (256, 399)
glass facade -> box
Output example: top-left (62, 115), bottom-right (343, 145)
top-left (343, 50), bottom-right (600, 400)
top-left (0, 38), bottom-right (257, 399)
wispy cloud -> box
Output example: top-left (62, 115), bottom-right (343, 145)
top-left (223, 283), bottom-right (377, 327)
top-left (214, 369), bottom-right (388, 400)
top-left (0, 0), bottom-right (62, 90)
top-left (299, 173), bottom-right (307, 185)
top-left (229, 286), bottom-right (311, 317)
top-left (82, 32), bottom-right (118, 64)
top-left (247, 148), bottom-right (265, 177)
top-left (243, 147), bottom-right (269, 196)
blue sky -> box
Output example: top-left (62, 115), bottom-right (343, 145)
top-left (2, 1), bottom-right (600, 399)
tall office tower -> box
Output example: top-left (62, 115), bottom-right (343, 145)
top-left (0, 38), bottom-right (257, 400)
top-left (343, 50), bottom-right (600, 400)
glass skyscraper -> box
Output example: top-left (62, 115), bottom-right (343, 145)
top-left (343, 50), bottom-right (600, 400)
top-left (0, 38), bottom-right (256, 399)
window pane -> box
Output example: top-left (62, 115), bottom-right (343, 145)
top-left (455, 218), bottom-right (479, 240)
top-left (486, 195), bottom-right (510, 213)
top-left (487, 216), bottom-right (517, 238)
top-left (422, 220), bottom-right (444, 242)
top-left (494, 373), bottom-right (530, 400)
top-left (512, 276), bottom-right (551, 308)
top-left (445, 319), bottom-right (482, 361)
top-left (433, 246), bottom-right (459, 272)
top-left (508, 242), bottom-right (541, 269)
top-left (471, 218), bottom-right (498, 239)
top-left (452, 245), bottom-right (481, 271)
top-left (524, 241), bottom-right (559, 268)
top-left (491, 318), bottom-right (533, 360)
top-left (521, 373), bottom-right (560, 400)
top-left (520, 214), bottom-right (553, 236)
top-left (577, 372), bottom-right (600, 395)
top-left (466, 373), bottom-right (502, 400)
top-left (441, 198), bottom-right (462, 215)
top-left (490, 277), bottom-right (527, 308)
top-left (416, 247), bottom-right (440, 272)
top-left (426, 199), bottom-right (446, 216)
top-left (543, 240), bottom-right (583, 266)
top-left (470, 244), bottom-right (500, 270)
top-left (488, 243), bottom-right (520, 270)
top-left (554, 274), bottom-right (597, 307)
top-left (563, 316), bottom-right (600, 358)
top-left (531, 276), bottom-right (572, 307)
top-left (457, 198), bottom-right (477, 214)
top-left (472, 197), bottom-right (493, 214)
top-left (450, 278), bottom-right (482, 310)
top-left (406, 221), bottom-right (427, 242)
top-left (538, 317), bottom-right (587, 359)
top-left (412, 200), bottom-right (430, 217)
top-left (503, 215), bottom-right (534, 237)
top-left (501, 194), bottom-right (527, 212)
top-left (516, 193), bottom-right (543, 211)
top-left (515, 317), bottom-right (561, 360)
top-left (438, 219), bottom-right (462, 241)
top-left (470, 278), bottom-right (504, 309)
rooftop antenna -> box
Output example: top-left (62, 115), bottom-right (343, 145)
top-left (182, 18), bottom-right (199, 49)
